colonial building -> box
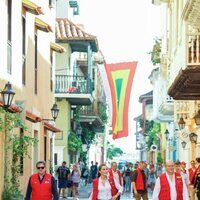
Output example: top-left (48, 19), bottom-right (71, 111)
top-left (0, 0), bottom-right (61, 197)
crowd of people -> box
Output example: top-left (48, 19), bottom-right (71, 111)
top-left (24, 157), bottom-right (200, 200)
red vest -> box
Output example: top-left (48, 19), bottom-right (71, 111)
top-left (188, 168), bottom-right (196, 185)
top-left (108, 169), bottom-right (122, 195)
top-left (91, 177), bottom-right (117, 200)
top-left (135, 168), bottom-right (145, 190)
top-left (30, 173), bottom-right (52, 200)
top-left (159, 173), bottom-right (183, 200)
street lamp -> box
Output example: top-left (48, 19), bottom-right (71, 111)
top-left (0, 82), bottom-right (15, 110)
top-left (178, 117), bottom-right (186, 130)
top-left (189, 132), bottom-right (198, 143)
top-left (181, 141), bottom-right (187, 149)
top-left (165, 129), bottom-right (170, 140)
top-left (51, 103), bottom-right (59, 121)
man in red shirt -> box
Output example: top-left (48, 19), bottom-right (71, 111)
top-left (131, 161), bottom-right (148, 200)
top-left (188, 160), bottom-right (196, 200)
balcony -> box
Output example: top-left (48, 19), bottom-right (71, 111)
top-left (55, 75), bottom-right (93, 105)
top-left (80, 103), bottom-right (106, 132)
top-left (182, 0), bottom-right (200, 28)
top-left (168, 32), bottom-right (200, 100)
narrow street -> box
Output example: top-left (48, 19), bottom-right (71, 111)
top-left (60, 181), bottom-right (153, 200)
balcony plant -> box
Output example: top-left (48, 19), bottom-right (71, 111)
top-left (68, 131), bottom-right (82, 153)
top-left (145, 120), bottom-right (161, 150)
top-left (148, 38), bottom-right (162, 66)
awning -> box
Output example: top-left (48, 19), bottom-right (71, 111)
top-left (35, 18), bottom-right (53, 33)
top-left (0, 100), bottom-right (22, 113)
top-left (26, 110), bottom-right (42, 123)
top-left (43, 121), bottom-right (61, 133)
top-left (22, 0), bottom-right (44, 15)
top-left (50, 42), bottom-right (66, 53)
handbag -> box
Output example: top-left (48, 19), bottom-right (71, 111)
top-left (67, 179), bottom-right (72, 188)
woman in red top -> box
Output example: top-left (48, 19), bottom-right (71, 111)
top-left (90, 164), bottom-right (123, 200)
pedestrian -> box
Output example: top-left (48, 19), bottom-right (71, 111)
top-left (82, 164), bottom-right (89, 185)
top-left (57, 161), bottom-right (71, 198)
top-left (71, 164), bottom-right (81, 199)
top-left (155, 163), bottom-right (162, 178)
top-left (131, 161), bottom-right (148, 200)
top-left (188, 160), bottom-right (196, 200)
top-left (90, 161), bottom-right (98, 180)
top-left (108, 161), bottom-right (123, 200)
top-left (90, 163), bottom-right (123, 200)
top-left (152, 160), bottom-right (189, 200)
top-left (25, 160), bottom-right (59, 200)
top-left (124, 163), bottom-right (131, 192)
top-left (181, 161), bottom-right (190, 187)
top-left (148, 166), bottom-right (156, 191)
top-left (193, 157), bottom-right (200, 199)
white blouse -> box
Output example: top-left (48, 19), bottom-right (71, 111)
top-left (89, 177), bottom-right (123, 200)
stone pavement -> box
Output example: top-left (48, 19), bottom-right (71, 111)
top-left (60, 182), bottom-right (153, 200)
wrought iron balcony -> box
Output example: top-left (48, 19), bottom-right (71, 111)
top-left (55, 75), bottom-right (93, 105)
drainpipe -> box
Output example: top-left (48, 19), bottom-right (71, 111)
top-left (87, 44), bottom-right (92, 93)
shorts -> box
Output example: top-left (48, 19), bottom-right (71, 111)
top-left (72, 182), bottom-right (79, 187)
top-left (58, 179), bottom-right (67, 188)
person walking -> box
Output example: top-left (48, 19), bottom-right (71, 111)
top-left (193, 157), bottom-right (200, 200)
top-left (131, 161), bottom-right (148, 200)
top-left (124, 163), bottom-right (131, 192)
top-left (181, 161), bottom-right (190, 187)
top-left (91, 161), bottom-right (98, 180)
top-left (57, 161), bottom-right (71, 198)
top-left (108, 161), bottom-right (123, 200)
top-left (188, 160), bottom-right (196, 200)
top-left (152, 160), bottom-right (189, 200)
top-left (90, 163), bottom-right (123, 200)
top-left (71, 164), bottom-right (81, 199)
top-left (25, 161), bottom-right (59, 200)
top-left (148, 166), bottom-right (156, 192)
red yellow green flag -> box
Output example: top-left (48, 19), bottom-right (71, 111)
top-left (105, 62), bottom-right (137, 139)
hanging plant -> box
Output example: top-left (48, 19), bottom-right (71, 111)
top-left (68, 131), bottom-right (82, 152)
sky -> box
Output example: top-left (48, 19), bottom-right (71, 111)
top-left (78, 0), bottom-right (162, 154)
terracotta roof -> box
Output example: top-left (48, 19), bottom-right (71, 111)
top-left (44, 121), bottom-right (61, 133)
top-left (0, 100), bottom-right (22, 113)
top-left (26, 110), bottom-right (42, 123)
top-left (56, 18), bottom-right (98, 52)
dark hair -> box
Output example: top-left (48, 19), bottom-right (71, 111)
top-left (62, 161), bottom-right (66, 164)
top-left (36, 161), bottom-right (46, 167)
top-left (97, 164), bottom-right (107, 178)
top-left (175, 161), bottom-right (181, 165)
top-left (196, 157), bottom-right (200, 163)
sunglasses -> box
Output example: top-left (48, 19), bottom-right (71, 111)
top-left (37, 166), bottom-right (45, 169)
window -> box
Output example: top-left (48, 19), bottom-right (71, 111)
top-left (54, 153), bottom-right (58, 165)
top-left (44, 136), bottom-right (47, 162)
top-left (49, 0), bottom-right (56, 8)
top-left (34, 32), bottom-right (38, 94)
top-left (22, 15), bottom-right (26, 85)
top-left (50, 50), bottom-right (53, 92)
top-left (7, 0), bottom-right (12, 74)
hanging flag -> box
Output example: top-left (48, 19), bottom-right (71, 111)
top-left (105, 62), bottom-right (137, 139)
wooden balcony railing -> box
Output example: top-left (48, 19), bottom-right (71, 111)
top-left (188, 33), bottom-right (200, 65)
top-left (55, 75), bottom-right (90, 94)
